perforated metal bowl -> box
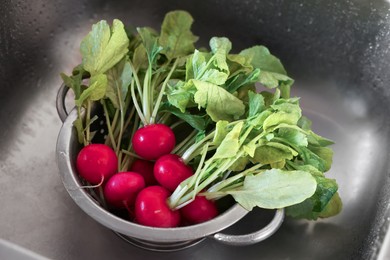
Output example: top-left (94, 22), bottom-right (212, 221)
top-left (55, 84), bottom-right (284, 251)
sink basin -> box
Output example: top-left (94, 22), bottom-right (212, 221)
top-left (1, 0), bottom-right (389, 259)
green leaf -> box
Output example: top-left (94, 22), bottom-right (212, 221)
top-left (137, 27), bottom-right (162, 62)
top-left (263, 100), bottom-right (302, 131)
top-left (187, 50), bottom-right (228, 85)
top-left (160, 103), bottom-right (208, 131)
top-left (225, 69), bottom-right (260, 93)
top-left (239, 45), bottom-right (287, 75)
top-left (166, 80), bottom-right (196, 112)
top-left (159, 10), bottom-right (198, 61)
top-left (243, 139), bottom-right (257, 157)
top-left (239, 45), bottom-right (294, 91)
top-left (276, 127), bottom-right (308, 147)
top-left (285, 187), bottom-right (341, 220)
top-left (298, 115), bottom-right (313, 131)
top-left (248, 91), bottom-right (266, 117)
top-left (75, 74), bottom-right (107, 107)
top-left (226, 53), bottom-right (253, 77)
top-left (247, 110), bottom-right (273, 129)
top-left (228, 156), bottom-right (250, 171)
top-left (132, 44), bottom-right (148, 71)
top-left (200, 68), bottom-right (229, 85)
top-left (73, 118), bottom-right (85, 144)
top-left (229, 169), bottom-right (317, 210)
top-left (209, 37), bottom-right (232, 73)
top-left (186, 50), bottom-right (208, 81)
top-left (298, 146), bottom-right (328, 172)
top-left (263, 111), bottom-right (301, 131)
top-left (80, 19), bottom-right (129, 75)
top-left (318, 192), bottom-right (342, 218)
top-left (193, 80), bottom-right (245, 122)
top-left (60, 72), bottom-right (83, 99)
top-left (311, 174), bottom-right (338, 212)
top-left (213, 121), bottom-right (244, 159)
top-left (307, 130), bottom-right (335, 146)
top-left (105, 59), bottom-right (132, 108)
top-left (308, 145), bottom-right (334, 172)
top-left (251, 141), bottom-right (297, 165)
top-left (258, 71), bottom-right (293, 89)
top-left (212, 120), bottom-right (229, 145)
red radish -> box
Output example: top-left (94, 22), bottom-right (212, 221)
top-left (154, 154), bottom-right (193, 191)
top-left (180, 196), bottom-right (218, 224)
top-left (132, 124), bottom-right (176, 160)
top-left (134, 186), bottom-right (180, 228)
top-left (103, 172), bottom-right (145, 209)
top-left (129, 159), bottom-right (157, 186)
top-left (76, 144), bottom-right (118, 185)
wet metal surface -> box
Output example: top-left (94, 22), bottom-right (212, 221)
top-left (1, 0), bottom-right (390, 259)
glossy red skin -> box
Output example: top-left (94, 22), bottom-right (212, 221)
top-left (134, 186), bottom-right (180, 228)
top-left (132, 124), bottom-right (176, 160)
top-left (76, 144), bottom-right (118, 185)
top-left (129, 159), bottom-right (157, 186)
top-left (154, 154), bottom-right (193, 191)
top-left (103, 172), bottom-right (145, 209)
top-left (180, 196), bottom-right (219, 224)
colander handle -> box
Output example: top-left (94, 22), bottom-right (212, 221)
top-left (56, 84), bottom-right (70, 123)
top-left (212, 209), bottom-right (284, 246)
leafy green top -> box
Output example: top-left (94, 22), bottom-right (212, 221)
top-left (60, 10), bottom-right (342, 220)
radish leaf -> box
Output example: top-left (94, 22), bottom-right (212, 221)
top-left (193, 80), bottom-right (245, 122)
top-left (229, 169), bottom-right (317, 210)
top-left (80, 20), bottom-right (129, 75)
top-left (159, 10), bottom-right (198, 61)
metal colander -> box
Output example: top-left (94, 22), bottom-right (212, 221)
top-left (55, 83), bottom-right (284, 252)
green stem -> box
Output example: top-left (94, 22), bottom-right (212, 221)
top-left (119, 108), bottom-right (137, 171)
top-left (98, 186), bottom-right (108, 209)
top-left (142, 66), bottom-right (152, 123)
top-left (121, 149), bottom-right (141, 159)
top-left (105, 110), bottom-right (119, 146)
top-left (196, 55), bottom-right (216, 80)
top-left (168, 144), bottom-right (210, 208)
top-left (121, 107), bottom-right (136, 135)
top-left (157, 112), bottom-right (170, 125)
top-left (128, 60), bottom-right (143, 98)
top-left (130, 79), bottom-right (147, 125)
top-left (115, 85), bottom-right (125, 155)
top-left (172, 130), bottom-right (197, 154)
top-left (85, 100), bottom-right (92, 144)
top-left (280, 84), bottom-right (291, 99)
top-left (170, 119), bottom-right (186, 130)
top-left (77, 106), bottom-right (87, 146)
top-left (207, 164), bottom-right (263, 193)
top-left (102, 100), bottom-right (117, 151)
top-left (181, 132), bottom-right (214, 163)
top-left (151, 59), bottom-right (179, 124)
top-left (173, 151), bottom-right (245, 209)
top-left (176, 138), bottom-right (196, 157)
top-left (122, 111), bottom-right (141, 169)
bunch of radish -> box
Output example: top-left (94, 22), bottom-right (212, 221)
top-left (61, 11), bottom-right (224, 228)
top-left (62, 10), bottom-right (341, 230)
top-left (76, 132), bottom-right (218, 228)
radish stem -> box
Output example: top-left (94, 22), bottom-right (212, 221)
top-left (102, 100), bottom-right (117, 151)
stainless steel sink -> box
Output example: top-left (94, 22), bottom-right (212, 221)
top-left (1, 0), bottom-right (390, 259)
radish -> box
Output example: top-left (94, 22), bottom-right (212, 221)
top-left (76, 144), bottom-right (118, 185)
top-left (180, 195), bottom-right (218, 224)
top-left (129, 159), bottom-right (157, 186)
top-left (132, 124), bottom-right (176, 160)
top-left (103, 172), bottom-right (145, 209)
top-left (154, 154), bottom-right (193, 191)
top-left (134, 186), bottom-right (180, 228)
